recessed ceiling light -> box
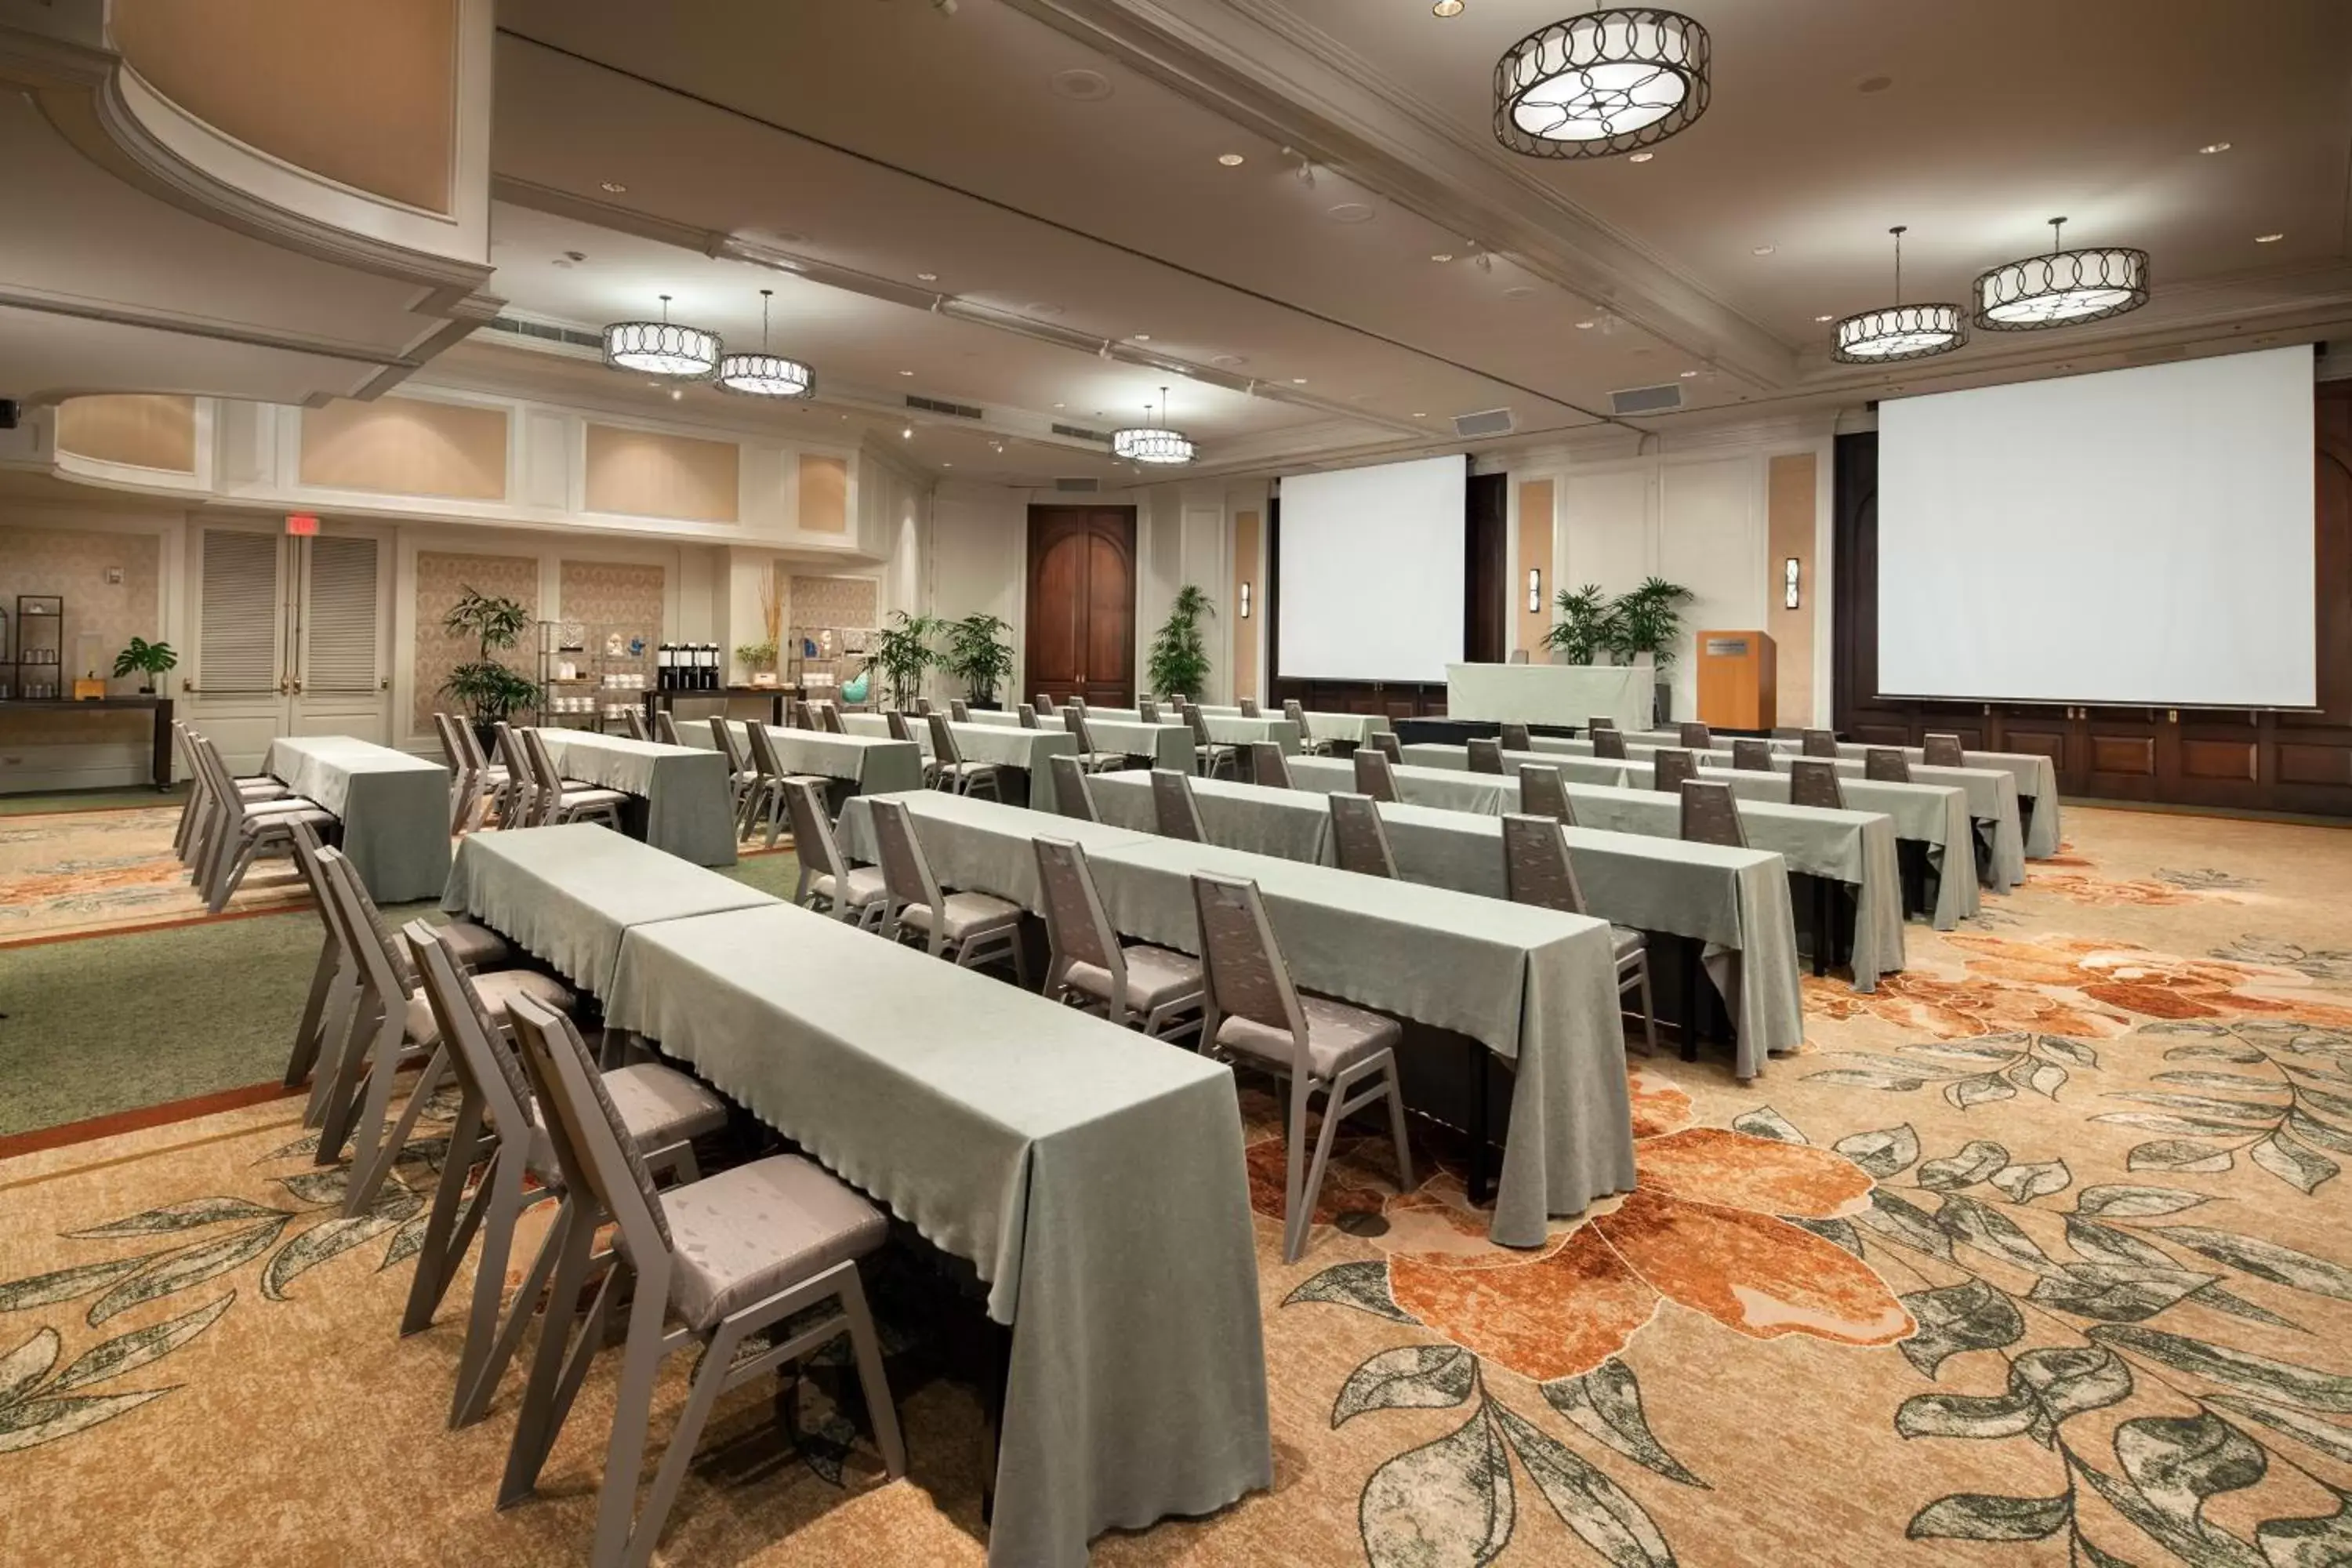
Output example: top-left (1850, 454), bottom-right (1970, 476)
top-left (1291, 377), bottom-right (1308, 384)
top-left (1626, 151), bottom-right (1655, 163)
top-left (1210, 353), bottom-right (1247, 368)
top-left (1431, 252), bottom-right (1454, 263)
top-left (1679, 369), bottom-right (1699, 378)
top-left (1751, 245), bottom-right (1776, 256)
top-left (899, 369), bottom-right (915, 376)
top-left (916, 272), bottom-right (938, 282)
top-left (1433, 0), bottom-right (1464, 14)
top-left (1053, 401), bottom-right (1065, 409)
top-left (600, 180), bottom-right (626, 194)
top-left (1218, 153), bottom-right (1246, 167)
top-left (2256, 232), bottom-right (2285, 243)
top-left (1050, 67), bottom-right (1112, 101)
top-left (901, 427), bottom-right (913, 439)
top-left (669, 388), bottom-right (684, 401)
top-left (1815, 314), bottom-right (1836, 322)
top-left (1132, 334), bottom-right (1152, 342)
top-left (1326, 202), bottom-right (1376, 223)
top-left (2200, 141), bottom-right (2232, 154)
top-left (1574, 319), bottom-right (1596, 329)
top-left (942, 461), bottom-right (953, 467)
top-left (1413, 412), bottom-right (1427, 418)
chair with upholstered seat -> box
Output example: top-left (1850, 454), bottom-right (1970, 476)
top-left (1732, 739), bottom-right (1773, 771)
top-left (1034, 837), bottom-right (1203, 1041)
top-left (885, 710), bottom-right (935, 786)
top-left (1048, 753), bottom-right (1100, 822)
top-left (1192, 872), bottom-right (1414, 1262)
top-left (1680, 779), bottom-right (1748, 848)
top-left (786, 782), bottom-right (886, 929)
top-left (1500, 813), bottom-right (1657, 1056)
top-left (1064, 710), bottom-right (1123, 773)
top-left (189, 735), bottom-right (336, 913)
top-left (1370, 731), bottom-right (1403, 764)
top-left (788, 700), bottom-right (815, 729)
top-left (1033, 691), bottom-right (1054, 717)
top-left (1327, 793), bottom-right (1396, 879)
top-left (401, 920), bottom-right (720, 1431)
top-left (1652, 747), bottom-right (1699, 795)
top-left (1249, 740), bottom-right (1292, 788)
top-left (1152, 767), bottom-right (1208, 841)
top-left (1283, 699), bottom-right (1341, 757)
top-left (1802, 728), bottom-right (1840, 758)
top-left (1352, 748), bottom-right (1399, 803)
top-left (914, 696), bottom-right (935, 717)
top-left (1591, 727), bottom-right (1628, 760)
top-left (498, 996), bottom-right (901, 1556)
top-left (739, 722), bottom-right (829, 847)
top-left (1182, 702), bottom-right (1239, 779)
top-left (869, 798), bottom-right (1027, 981)
top-left (1517, 764), bottom-right (1574, 825)
top-left (1679, 721), bottom-right (1712, 751)
top-left (818, 702), bottom-right (848, 735)
top-left (521, 728), bottom-right (630, 830)
top-left (927, 713), bottom-right (1001, 798)
top-left (1789, 757), bottom-right (1846, 810)
top-left (709, 718), bottom-right (760, 824)
top-left (1499, 723), bottom-right (1532, 753)
top-left (1467, 738), bottom-right (1504, 775)
top-left (173, 721), bottom-right (289, 866)
top-left (1922, 733), bottom-right (1965, 768)
top-left (1864, 747), bottom-right (1912, 783)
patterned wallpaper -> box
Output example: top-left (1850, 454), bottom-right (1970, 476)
top-left (787, 574), bottom-right (878, 634)
top-left (0, 524), bottom-right (162, 746)
top-left (412, 551), bottom-right (537, 734)
top-left (558, 559), bottom-right (665, 688)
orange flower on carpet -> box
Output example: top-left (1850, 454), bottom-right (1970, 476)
top-left (1949, 935), bottom-right (2352, 1029)
top-left (1803, 969), bottom-right (2129, 1041)
top-left (1281, 1073), bottom-right (1915, 1385)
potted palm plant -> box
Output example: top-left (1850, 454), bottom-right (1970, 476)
top-left (1608, 576), bottom-right (1695, 724)
top-left (111, 637), bottom-right (177, 695)
top-left (437, 586), bottom-right (540, 750)
top-left (1148, 585), bottom-right (1214, 699)
top-left (1541, 585), bottom-right (1619, 666)
top-left (868, 610), bottom-right (941, 711)
top-left (944, 612), bottom-right (1015, 708)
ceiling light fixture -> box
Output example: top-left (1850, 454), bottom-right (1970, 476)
top-left (1218, 153), bottom-right (1246, 166)
top-left (901, 427), bottom-right (913, 439)
top-left (1973, 216), bottom-right (2149, 330)
top-left (1751, 244), bottom-right (1776, 256)
top-left (599, 180), bottom-right (627, 194)
top-left (1434, 0), bottom-right (1465, 14)
top-left (1111, 386), bottom-right (1195, 466)
top-left (2255, 232), bottom-right (2284, 243)
top-left (1815, 313), bottom-right (1835, 322)
top-left (2199, 141), bottom-right (2231, 154)
top-left (1494, 9), bottom-right (1711, 160)
top-left (1574, 318), bottom-right (1596, 329)
top-left (1833, 225), bottom-right (1967, 363)
top-left (1132, 334), bottom-right (1152, 342)
top-left (717, 289), bottom-right (815, 398)
top-left (1291, 377), bottom-right (1308, 384)
top-left (1431, 252), bottom-right (1454, 263)
top-left (602, 294), bottom-right (720, 378)
top-left (1679, 368), bottom-right (1698, 377)
top-left (916, 271), bottom-right (938, 282)
top-left (1626, 151), bottom-right (1654, 162)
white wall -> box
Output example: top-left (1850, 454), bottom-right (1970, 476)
top-left (927, 484), bottom-right (1027, 703)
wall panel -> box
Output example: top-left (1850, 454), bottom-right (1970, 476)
top-left (301, 397), bottom-right (507, 499)
top-left (797, 455), bottom-right (849, 534)
top-left (1766, 452), bottom-right (1817, 725)
top-left (583, 424), bottom-right (740, 524)
top-left (55, 395), bottom-right (197, 473)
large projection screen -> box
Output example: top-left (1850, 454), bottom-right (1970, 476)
top-left (1877, 346), bottom-right (2315, 707)
top-left (1277, 454), bottom-right (1467, 683)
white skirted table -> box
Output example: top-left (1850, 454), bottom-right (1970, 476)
top-left (265, 735), bottom-right (449, 902)
top-left (687, 721), bottom-right (927, 797)
top-left (1446, 662), bottom-right (1650, 733)
top-left (839, 713), bottom-right (1081, 811)
top-left (534, 730), bottom-right (739, 867)
top-left (964, 708), bottom-right (1196, 772)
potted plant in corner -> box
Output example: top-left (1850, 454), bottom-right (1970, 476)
top-left (868, 610), bottom-right (941, 711)
top-left (1609, 575), bottom-right (1695, 725)
top-left (943, 612), bottom-right (1015, 710)
top-left (1541, 584), bottom-right (1619, 666)
top-left (1148, 585), bottom-right (1214, 700)
top-left (111, 637), bottom-right (177, 695)
top-left (437, 585), bottom-right (541, 752)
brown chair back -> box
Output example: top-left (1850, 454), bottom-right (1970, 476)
top-left (1922, 734), bottom-right (1965, 768)
top-left (1249, 741), bottom-right (1292, 788)
top-left (1371, 731), bottom-right (1403, 764)
top-left (1801, 728), bottom-right (1839, 757)
top-left (1501, 812), bottom-right (1587, 914)
top-left (1499, 723), bottom-right (1531, 753)
top-left (1517, 764), bottom-right (1574, 825)
top-left (1018, 703), bottom-right (1039, 729)
top-left (1864, 747), bottom-right (1911, 784)
top-left (1679, 722), bottom-right (1712, 751)
top-left (1731, 739), bottom-right (1773, 771)
top-left (1151, 768), bottom-right (1207, 842)
top-left (1238, 697), bottom-right (1262, 718)
top-left (1189, 873), bottom-right (1311, 1064)
top-left (1592, 727), bottom-right (1628, 760)
top-left (1652, 747), bottom-right (1699, 794)
top-left (1049, 753), bottom-right (1098, 822)
top-left (1466, 738), bottom-right (1504, 775)
top-left (1679, 779), bottom-right (1747, 847)
top-left (1327, 793), bottom-right (1396, 879)
top-left (1352, 749), bottom-right (1398, 803)
top-left (1788, 758), bottom-right (1846, 811)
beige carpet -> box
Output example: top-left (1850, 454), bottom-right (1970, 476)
top-left (0, 806), bottom-right (310, 946)
top-left (3, 804), bottom-right (2350, 1565)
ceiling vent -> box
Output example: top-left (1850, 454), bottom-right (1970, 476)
top-left (1054, 477), bottom-right (1102, 493)
top-left (1610, 383), bottom-right (1685, 416)
top-left (1051, 421), bottom-right (1109, 442)
top-left (1453, 408), bottom-right (1515, 439)
top-left (905, 394), bottom-right (984, 419)
top-left (483, 316), bottom-right (605, 354)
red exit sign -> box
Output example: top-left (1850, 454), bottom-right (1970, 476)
top-left (285, 513), bottom-right (319, 535)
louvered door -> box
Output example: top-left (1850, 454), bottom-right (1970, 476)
top-left (188, 524), bottom-right (389, 771)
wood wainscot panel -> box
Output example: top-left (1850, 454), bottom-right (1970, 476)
top-left (2180, 737), bottom-right (2259, 782)
top-left (1994, 723), bottom-right (2068, 766)
top-left (2278, 742), bottom-right (2352, 788)
top-left (2088, 733), bottom-right (2158, 777)
top-left (1850, 720), bottom-right (1913, 747)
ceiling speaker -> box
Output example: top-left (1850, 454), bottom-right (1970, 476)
top-left (1452, 408), bottom-right (1515, 438)
top-left (1610, 383), bottom-right (1684, 416)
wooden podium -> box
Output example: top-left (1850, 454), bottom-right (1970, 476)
top-left (1695, 630), bottom-right (1776, 731)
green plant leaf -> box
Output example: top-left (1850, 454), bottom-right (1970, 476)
top-left (1541, 1359), bottom-right (1705, 1487)
top-left (1359, 1401), bottom-right (1513, 1568)
top-left (2150, 1227), bottom-right (2352, 1301)
top-left (2250, 1131), bottom-right (2337, 1195)
top-left (0, 1327), bottom-right (60, 1403)
top-left (2107, 1092), bottom-right (2286, 1121)
top-left (1784, 1216), bottom-right (1863, 1258)
top-left (1802, 1068), bottom-right (1929, 1091)
top-left (1947, 1073), bottom-right (2018, 1109)
top-left (2009, 1345), bottom-right (2134, 1439)
top-left (1898, 1279), bottom-right (2024, 1378)
top-left (2028, 1263), bottom-right (2219, 1323)
top-left (1937, 1193), bottom-right (2058, 1274)
top-left (2065, 1217), bottom-right (2180, 1270)
top-left (2034, 1035), bottom-right (2100, 1066)
top-left (2088, 1326), bottom-right (2352, 1413)
top-left (0, 1389), bottom-right (172, 1455)
top-left (1492, 1402), bottom-right (1672, 1567)
top-left (1991, 1160), bottom-right (2071, 1203)
top-left (1332, 1345), bottom-right (1477, 1428)
top-left (1855, 1189), bottom-right (1954, 1260)
top-left (2204, 1398), bottom-right (2352, 1465)
top-left (65, 1198), bottom-right (290, 1239)
top-left (1896, 1388), bottom-right (2038, 1442)
top-left (1918, 1141), bottom-right (2010, 1191)
top-left (1906, 1491), bottom-right (2072, 1542)
top-left (0, 1255), bottom-right (157, 1313)
top-left (2074, 1185), bottom-right (2210, 1218)
top-left (1729, 1106), bottom-right (1806, 1144)
top-left (2005, 1060), bottom-right (2068, 1101)
top-left (2255, 1489), bottom-right (2352, 1568)
top-left (1832, 1123), bottom-right (1919, 1178)
top-left (2113, 1412), bottom-right (2266, 1536)
top-left (2092, 1112), bottom-right (2255, 1138)
top-left (2128, 1139), bottom-right (2236, 1174)
top-left (87, 1219), bottom-right (289, 1326)
top-left (262, 1188), bottom-right (423, 1301)
top-left (53, 1293), bottom-right (233, 1392)
top-left (1285, 1261), bottom-right (1418, 1324)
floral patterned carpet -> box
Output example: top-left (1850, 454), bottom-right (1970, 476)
top-left (2, 803), bottom-right (2350, 1566)
top-left (0, 805), bottom-right (309, 945)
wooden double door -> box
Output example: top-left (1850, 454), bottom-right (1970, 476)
top-left (1025, 506), bottom-right (1136, 707)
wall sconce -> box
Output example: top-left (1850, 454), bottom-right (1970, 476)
top-left (1784, 557), bottom-right (1801, 610)
top-left (1240, 581), bottom-right (1252, 619)
top-left (1526, 567), bottom-right (1542, 614)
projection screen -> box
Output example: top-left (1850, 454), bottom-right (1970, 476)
top-left (1276, 454), bottom-right (1467, 683)
top-left (1876, 346), bottom-right (2314, 707)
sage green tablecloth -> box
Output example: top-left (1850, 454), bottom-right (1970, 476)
top-left (839, 713), bottom-right (1081, 811)
top-left (833, 792), bottom-right (1636, 1249)
top-left (439, 824), bottom-right (775, 996)
top-left (1083, 771), bottom-right (1805, 1076)
top-left (535, 730), bottom-right (738, 867)
top-left (967, 709), bottom-right (1196, 772)
top-left (1201, 705), bottom-right (1374, 747)
top-left (265, 735), bottom-right (449, 902)
top-left (1399, 742), bottom-right (1637, 789)
top-left (1537, 735), bottom-right (2027, 891)
top-left (688, 721), bottom-right (927, 797)
top-left (1689, 761), bottom-right (1979, 929)
top-left (1087, 707), bottom-right (1304, 754)
top-left (1286, 753), bottom-right (1510, 814)
top-left (1628, 732), bottom-right (2063, 859)
top-left (604, 902), bottom-right (1269, 1568)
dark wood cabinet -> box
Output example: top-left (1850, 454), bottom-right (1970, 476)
top-left (1025, 506), bottom-right (1136, 708)
top-left (1831, 380), bottom-right (2352, 817)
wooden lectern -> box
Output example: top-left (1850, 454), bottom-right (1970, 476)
top-left (1695, 630), bottom-right (1776, 731)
